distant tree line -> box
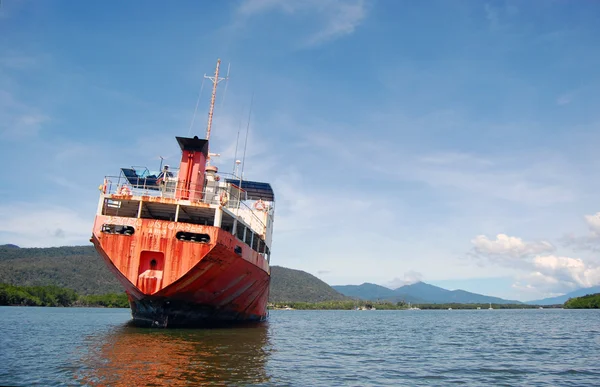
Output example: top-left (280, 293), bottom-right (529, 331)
top-left (270, 300), bottom-right (406, 310)
top-left (0, 283), bottom-right (129, 308)
top-left (564, 293), bottom-right (600, 309)
top-left (269, 301), bottom-right (559, 310)
top-left (414, 303), bottom-right (558, 310)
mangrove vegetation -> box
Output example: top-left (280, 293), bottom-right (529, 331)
top-left (0, 283), bottom-right (129, 308)
top-left (564, 293), bottom-right (600, 309)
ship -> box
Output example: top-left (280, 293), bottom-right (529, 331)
top-left (90, 59), bottom-right (275, 327)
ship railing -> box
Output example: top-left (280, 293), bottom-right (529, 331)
top-left (101, 174), bottom-right (272, 232)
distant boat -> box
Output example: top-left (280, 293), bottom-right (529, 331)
top-left (488, 302), bottom-right (493, 310)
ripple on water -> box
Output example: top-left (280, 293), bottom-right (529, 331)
top-left (1, 308), bottom-right (600, 386)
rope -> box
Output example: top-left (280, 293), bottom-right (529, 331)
top-left (188, 77), bottom-right (206, 136)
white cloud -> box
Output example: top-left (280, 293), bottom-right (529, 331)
top-left (385, 271), bottom-right (424, 289)
top-left (235, 0), bottom-right (367, 46)
top-left (512, 273), bottom-right (573, 296)
top-left (585, 212), bottom-right (600, 234)
top-left (304, 0), bottom-right (366, 46)
top-left (237, 0), bottom-right (295, 15)
top-left (471, 233), bottom-right (555, 259)
top-left (513, 256), bottom-right (600, 295)
top-left (532, 255), bottom-right (600, 288)
top-left (562, 212), bottom-right (600, 252)
top-left (470, 232), bottom-right (600, 296)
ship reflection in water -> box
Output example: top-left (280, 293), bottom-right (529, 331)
top-left (76, 321), bottom-right (271, 386)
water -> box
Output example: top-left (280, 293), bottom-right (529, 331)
top-left (1, 307), bottom-right (599, 386)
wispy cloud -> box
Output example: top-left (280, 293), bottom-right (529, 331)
top-left (0, 54), bottom-right (38, 69)
top-left (304, 129), bottom-right (578, 207)
top-left (234, 0), bottom-right (368, 47)
top-left (562, 212), bottom-right (600, 252)
top-left (556, 90), bottom-right (576, 106)
top-left (0, 90), bottom-right (49, 139)
top-left (0, 203), bottom-right (92, 247)
top-left (484, 2), bottom-right (519, 31)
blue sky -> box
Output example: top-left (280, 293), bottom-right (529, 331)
top-left (1, 0), bottom-right (600, 301)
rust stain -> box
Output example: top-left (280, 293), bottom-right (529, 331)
top-left (92, 214), bottom-right (269, 319)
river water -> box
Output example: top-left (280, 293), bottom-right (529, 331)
top-left (0, 307), bottom-right (599, 386)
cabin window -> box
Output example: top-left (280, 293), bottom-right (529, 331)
top-left (236, 223), bottom-right (245, 241)
top-left (101, 224), bottom-right (135, 235)
top-left (102, 199), bottom-right (139, 217)
top-left (234, 246), bottom-right (242, 255)
top-left (140, 202), bottom-right (178, 222)
top-left (175, 232), bottom-right (210, 243)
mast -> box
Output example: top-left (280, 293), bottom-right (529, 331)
top-left (204, 59), bottom-right (227, 141)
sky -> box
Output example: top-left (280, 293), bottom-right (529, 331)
top-left (1, 0), bottom-right (600, 302)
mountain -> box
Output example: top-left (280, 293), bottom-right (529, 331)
top-left (526, 286), bottom-right (600, 305)
top-left (270, 266), bottom-right (347, 303)
top-left (0, 245), bottom-right (346, 302)
top-left (332, 283), bottom-right (427, 303)
top-left (396, 282), bottom-right (521, 304)
top-left (334, 281), bottom-right (522, 304)
top-left (332, 283), bottom-right (398, 300)
top-left (0, 244), bottom-right (20, 249)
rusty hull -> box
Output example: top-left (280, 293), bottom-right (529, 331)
top-left (92, 215), bottom-right (270, 327)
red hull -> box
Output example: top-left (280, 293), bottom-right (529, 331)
top-left (92, 214), bottom-right (270, 327)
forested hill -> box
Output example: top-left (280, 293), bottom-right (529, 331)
top-left (0, 246), bottom-right (346, 302)
top-left (269, 266), bottom-right (347, 303)
top-left (563, 293), bottom-right (600, 309)
top-left (0, 245), bottom-right (122, 295)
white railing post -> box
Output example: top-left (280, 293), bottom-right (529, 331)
top-left (214, 207), bottom-right (222, 227)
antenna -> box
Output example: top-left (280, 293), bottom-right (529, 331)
top-left (234, 159), bottom-right (241, 178)
top-left (204, 59), bottom-right (228, 142)
top-left (232, 110), bottom-right (243, 175)
top-left (239, 91), bottom-right (255, 191)
top-left (220, 62), bottom-right (231, 110)
top-left (188, 77), bottom-right (206, 136)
